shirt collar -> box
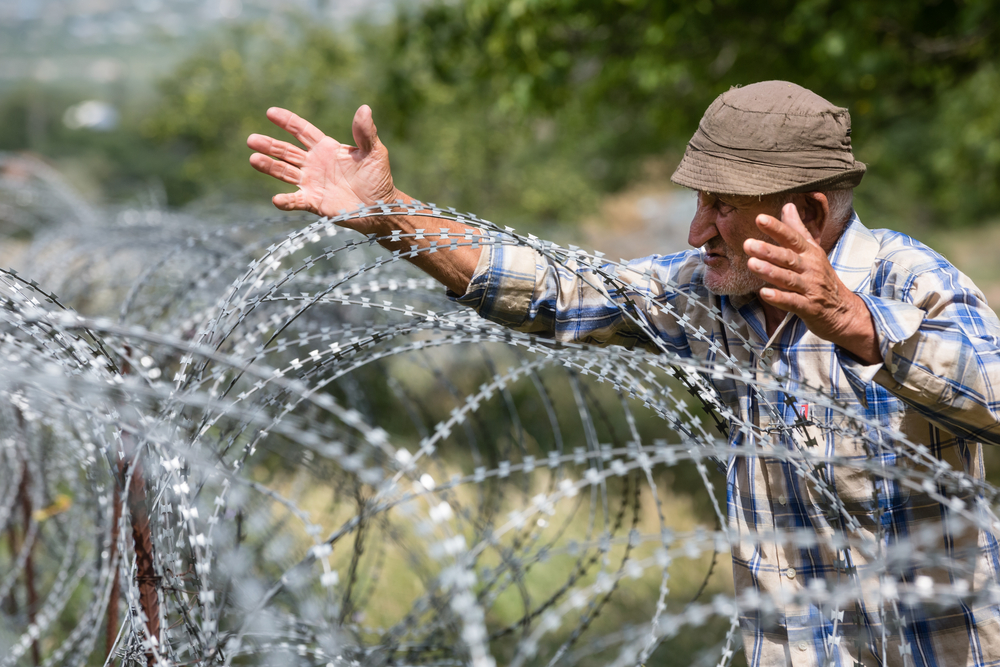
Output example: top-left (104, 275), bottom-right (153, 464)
top-left (827, 212), bottom-right (878, 293)
top-left (725, 293), bottom-right (768, 342)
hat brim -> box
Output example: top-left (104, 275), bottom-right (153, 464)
top-left (670, 148), bottom-right (866, 196)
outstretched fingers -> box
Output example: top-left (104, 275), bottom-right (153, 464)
top-left (247, 134), bottom-right (308, 167)
top-left (759, 285), bottom-right (808, 311)
top-left (747, 258), bottom-right (805, 293)
top-left (780, 202), bottom-right (813, 238)
top-left (755, 206), bottom-right (814, 253)
top-left (272, 191), bottom-right (310, 212)
top-left (266, 107), bottom-right (327, 149)
top-left (249, 153), bottom-right (303, 185)
top-left (744, 238), bottom-right (802, 272)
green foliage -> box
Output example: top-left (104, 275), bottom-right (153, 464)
top-left (141, 21), bottom-right (360, 204)
top-left (0, 84), bottom-right (186, 204)
top-left (136, 0), bottom-right (1000, 227)
top-left (384, 0), bottom-right (1000, 226)
top-left (143, 18), bottom-right (604, 227)
top-left (928, 64), bottom-right (1000, 216)
top-left (4, 2), bottom-right (1000, 227)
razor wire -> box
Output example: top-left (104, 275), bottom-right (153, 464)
top-left (0, 200), bottom-right (997, 667)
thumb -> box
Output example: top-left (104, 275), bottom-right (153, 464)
top-left (352, 104), bottom-right (379, 154)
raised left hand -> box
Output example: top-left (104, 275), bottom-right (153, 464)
top-left (247, 105), bottom-right (397, 234)
top-left (744, 203), bottom-right (880, 364)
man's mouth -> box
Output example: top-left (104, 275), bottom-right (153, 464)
top-left (702, 246), bottom-right (728, 267)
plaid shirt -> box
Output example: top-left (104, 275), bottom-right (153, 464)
top-left (453, 214), bottom-right (1000, 666)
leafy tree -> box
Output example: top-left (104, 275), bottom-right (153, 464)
top-left (145, 0), bottom-right (1000, 228)
top-left (384, 0), bottom-right (1000, 227)
top-left (143, 19), bottom-right (604, 227)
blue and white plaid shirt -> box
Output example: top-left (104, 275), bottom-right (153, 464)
top-left (453, 214), bottom-right (1000, 666)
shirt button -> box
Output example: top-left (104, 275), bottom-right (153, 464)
top-left (785, 567), bottom-right (797, 580)
top-left (797, 641), bottom-right (808, 652)
top-left (778, 495), bottom-right (787, 505)
top-left (762, 347), bottom-right (774, 360)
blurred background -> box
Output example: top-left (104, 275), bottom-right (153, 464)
top-left (2, 0), bottom-right (1000, 297)
top-left (2, 3), bottom-right (1000, 665)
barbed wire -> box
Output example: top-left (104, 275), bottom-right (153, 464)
top-left (0, 200), bottom-right (996, 667)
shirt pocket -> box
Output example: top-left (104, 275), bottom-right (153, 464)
top-left (830, 433), bottom-right (911, 525)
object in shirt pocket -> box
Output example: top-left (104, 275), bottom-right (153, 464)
top-left (786, 401), bottom-right (823, 448)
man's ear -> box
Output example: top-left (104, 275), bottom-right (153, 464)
top-left (794, 192), bottom-right (829, 244)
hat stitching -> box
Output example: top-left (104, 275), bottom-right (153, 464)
top-left (715, 101), bottom-right (850, 118)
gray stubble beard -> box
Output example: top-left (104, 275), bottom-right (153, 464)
top-left (701, 248), bottom-right (769, 297)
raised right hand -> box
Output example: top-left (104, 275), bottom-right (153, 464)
top-left (247, 105), bottom-right (397, 231)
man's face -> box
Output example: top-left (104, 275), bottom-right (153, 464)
top-left (687, 192), bottom-right (784, 296)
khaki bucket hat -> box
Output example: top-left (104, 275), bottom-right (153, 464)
top-left (671, 80), bottom-right (866, 196)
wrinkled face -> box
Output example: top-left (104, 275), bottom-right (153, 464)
top-left (687, 191), bottom-right (784, 296)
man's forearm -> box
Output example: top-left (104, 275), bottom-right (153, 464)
top-left (367, 190), bottom-right (483, 295)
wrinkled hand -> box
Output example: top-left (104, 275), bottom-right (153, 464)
top-left (247, 105), bottom-right (397, 233)
top-left (745, 204), bottom-right (880, 363)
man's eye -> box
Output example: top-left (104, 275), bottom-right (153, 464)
top-left (715, 202), bottom-right (735, 214)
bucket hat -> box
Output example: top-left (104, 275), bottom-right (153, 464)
top-left (671, 81), bottom-right (866, 196)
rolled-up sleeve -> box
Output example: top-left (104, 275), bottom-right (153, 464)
top-left (450, 236), bottom-right (700, 351)
top-left (450, 240), bottom-right (540, 329)
top-left (839, 259), bottom-right (1000, 445)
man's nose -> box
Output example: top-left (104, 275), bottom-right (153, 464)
top-left (687, 203), bottom-right (718, 248)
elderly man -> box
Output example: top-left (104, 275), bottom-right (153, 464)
top-left (248, 81), bottom-right (1000, 666)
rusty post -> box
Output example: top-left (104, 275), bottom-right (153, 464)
top-left (106, 484), bottom-right (122, 659)
top-left (127, 453), bottom-right (159, 665)
top-left (117, 347), bottom-right (160, 665)
top-left (13, 409), bottom-right (40, 666)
